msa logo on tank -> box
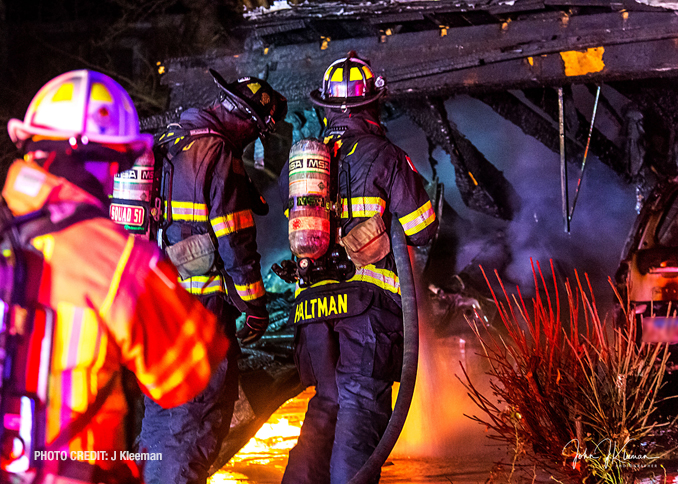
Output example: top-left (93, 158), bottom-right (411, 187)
top-left (109, 151), bottom-right (155, 238)
top-left (294, 293), bottom-right (348, 324)
top-left (288, 157), bottom-right (330, 172)
top-left (115, 168), bottom-right (154, 180)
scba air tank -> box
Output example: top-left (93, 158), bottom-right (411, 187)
top-left (288, 139), bottom-right (332, 260)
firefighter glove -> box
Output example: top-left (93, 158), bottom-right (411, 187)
top-left (237, 308), bottom-right (269, 345)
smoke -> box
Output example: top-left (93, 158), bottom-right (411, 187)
top-left (250, 95), bottom-right (638, 460)
top-left (386, 95), bottom-right (636, 301)
top-left (384, 94), bottom-right (637, 458)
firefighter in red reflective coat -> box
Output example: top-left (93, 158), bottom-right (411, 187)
top-left (139, 70), bottom-right (287, 484)
top-left (3, 70), bottom-right (229, 484)
top-left (279, 54), bottom-right (438, 484)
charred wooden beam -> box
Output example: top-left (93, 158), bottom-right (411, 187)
top-left (140, 107), bottom-right (185, 132)
top-left (244, 0), bottom-right (665, 23)
top-left (523, 87), bottom-right (627, 176)
top-left (253, 20), bottom-right (307, 36)
top-left (164, 11), bottom-right (678, 109)
top-left (367, 12), bottom-right (425, 24)
top-left (391, 37), bottom-right (678, 97)
top-left (487, 0), bottom-right (545, 15)
top-left (472, 91), bottom-right (585, 160)
top-left (612, 80), bottom-right (678, 178)
top-left (398, 97), bottom-right (517, 220)
top-left (544, 0), bottom-right (660, 9)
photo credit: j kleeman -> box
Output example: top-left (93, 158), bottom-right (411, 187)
top-left (33, 451), bottom-right (162, 461)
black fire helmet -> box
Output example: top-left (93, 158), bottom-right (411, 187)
top-left (209, 69), bottom-right (288, 137)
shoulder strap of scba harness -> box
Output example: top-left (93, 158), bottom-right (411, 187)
top-left (0, 200), bottom-right (113, 474)
top-left (157, 126), bottom-right (230, 161)
top-left (155, 126), bottom-right (233, 249)
top-left (155, 125), bottom-right (268, 249)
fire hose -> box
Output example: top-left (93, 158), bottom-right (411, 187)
top-left (347, 219), bottom-right (419, 484)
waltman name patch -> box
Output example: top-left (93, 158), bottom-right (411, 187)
top-left (295, 294), bottom-right (348, 323)
top-left (292, 286), bottom-right (374, 324)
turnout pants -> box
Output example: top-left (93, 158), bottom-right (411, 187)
top-left (282, 289), bottom-right (403, 484)
top-left (139, 294), bottom-right (239, 484)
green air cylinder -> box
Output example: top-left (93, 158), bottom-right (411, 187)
top-left (288, 139), bottom-right (331, 260)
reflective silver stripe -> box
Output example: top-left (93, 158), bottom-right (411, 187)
top-left (164, 201), bottom-right (209, 222)
top-left (179, 275), bottom-right (224, 295)
top-left (294, 265), bottom-right (400, 297)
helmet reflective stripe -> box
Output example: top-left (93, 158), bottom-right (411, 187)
top-left (349, 67), bottom-right (365, 81)
top-left (321, 57), bottom-right (374, 100)
top-left (7, 70), bottom-right (152, 153)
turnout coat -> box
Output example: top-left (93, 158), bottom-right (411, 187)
top-left (2, 159), bottom-right (228, 470)
top-left (279, 109), bottom-right (438, 324)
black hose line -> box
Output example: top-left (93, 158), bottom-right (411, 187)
top-left (347, 220), bottom-right (419, 484)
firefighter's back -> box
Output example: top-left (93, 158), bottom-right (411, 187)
top-left (34, 216), bottom-right (144, 461)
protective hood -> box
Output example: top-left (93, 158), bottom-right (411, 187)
top-left (324, 107), bottom-right (385, 138)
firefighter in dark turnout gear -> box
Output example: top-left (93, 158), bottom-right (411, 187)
top-left (139, 71), bottom-right (287, 484)
top-left (280, 54), bottom-right (438, 484)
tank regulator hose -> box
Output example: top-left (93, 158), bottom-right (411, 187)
top-left (347, 220), bottom-right (419, 484)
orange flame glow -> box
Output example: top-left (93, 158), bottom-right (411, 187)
top-left (208, 388), bottom-right (314, 483)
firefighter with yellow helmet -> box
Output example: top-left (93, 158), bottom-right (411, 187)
top-left (1, 70), bottom-right (230, 484)
top-left (279, 53), bottom-right (438, 483)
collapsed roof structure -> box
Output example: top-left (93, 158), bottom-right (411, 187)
top-left (152, 0), bottom-right (678, 470)
top-left (152, 0), bottom-right (678, 222)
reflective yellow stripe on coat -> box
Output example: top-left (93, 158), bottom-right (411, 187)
top-left (179, 274), bottom-right (225, 295)
top-left (165, 201), bottom-right (209, 222)
top-left (211, 209), bottom-right (255, 237)
top-left (235, 279), bottom-right (265, 301)
top-left (48, 302), bottom-right (109, 453)
top-left (341, 197), bottom-right (386, 218)
top-left (399, 200), bottom-right (436, 236)
top-left (350, 266), bottom-right (400, 294)
top-left (295, 265), bottom-right (400, 297)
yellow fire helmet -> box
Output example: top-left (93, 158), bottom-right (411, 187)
top-left (310, 52), bottom-right (386, 110)
top-left (8, 70), bottom-right (153, 157)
